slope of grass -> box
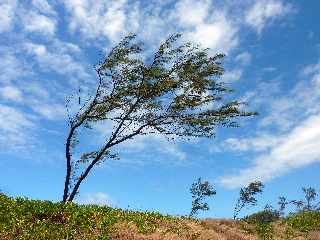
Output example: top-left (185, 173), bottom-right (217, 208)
top-left (1, 193), bottom-right (319, 240)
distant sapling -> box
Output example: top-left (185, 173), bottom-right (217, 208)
top-left (278, 196), bottom-right (289, 216)
top-left (291, 187), bottom-right (319, 212)
top-left (233, 181), bottom-right (264, 219)
top-left (189, 177), bottom-right (216, 217)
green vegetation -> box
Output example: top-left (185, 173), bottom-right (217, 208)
top-left (286, 210), bottom-right (320, 232)
top-left (0, 193), bottom-right (187, 240)
top-left (2, 192), bottom-right (320, 239)
top-left (243, 209), bottom-right (320, 240)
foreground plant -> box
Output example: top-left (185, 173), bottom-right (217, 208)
top-left (62, 33), bottom-right (256, 202)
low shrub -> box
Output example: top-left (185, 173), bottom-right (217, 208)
top-left (286, 210), bottom-right (320, 232)
top-left (243, 209), bottom-right (280, 224)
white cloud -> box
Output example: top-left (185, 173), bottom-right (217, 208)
top-left (220, 114), bottom-right (320, 188)
top-left (25, 41), bottom-right (90, 80)
top-left (0, 104), bottom-right (34, 150)
top-left (0, 0), bottom-right (16, 33)
top-left (302, 62), bottom-right (320, 83)
top-left (0, 105), bottom-right (33, 133)
top-left (62, 0), bottom-right (238, 54)
top-left (0, 86), bottom-right (23, 102)
top-left (63, 0), bottom-right (129, 42)
top-left (245, 0), bottom-right (293, 34)
top-left (220, 59), bottom-right (320, 188)
top-left (175, 0), bottom-right (210, 26)
top-left (77, 192), bottom-right (113, 206)
top-left (32, 0), bottom-right (56, 16)
top-left (30, 101), bottom-right (66, 120)
top-left (224, 134), bottom-right (280, 152)
top-left (172, 0), bottom-right (238, 53)
top-left (0, 49), bottom-right (27, 83)
top-left (235, 51), bottom-right (252, 65)
top-left (22, 11), bottom-right (57, 36)
top-left (186, 18), bottom-right (238, 53)
top-left (122, 134), bottom-right (187, 161)
top-left (24, 82), bottom-right (50, 99)
top-left (222, 69), bottom-right (243, 82)
top-left (95, 120), bottom-right (187, 163)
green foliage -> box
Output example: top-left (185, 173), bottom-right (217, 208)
top-left (243, 205), bottom-right (280, 240)
top-left (0, 193), bottom-right (183, 239)
top-left (244, 209), bottom-right (280, 225)
top-left (286, 210), bottom-right (320, 232)
top-left (189, 178), bottom-right (216, 217)
top-left (255, 222), bottom-right (274, 240)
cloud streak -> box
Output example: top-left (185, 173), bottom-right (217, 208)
top-left (245, 0), bottom-right (293, 34)
top-left (220, 114), bottom-right (320, 188)
top-left (219, 59), bottom-right (320, 188)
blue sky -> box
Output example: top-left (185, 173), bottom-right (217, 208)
top-left (0, 0), bottom-right (320, 218)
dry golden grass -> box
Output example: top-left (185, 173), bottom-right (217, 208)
top-left (102, 218), bottom-right (259, 240)
top-left (105, 219), bottom-right (320, 240)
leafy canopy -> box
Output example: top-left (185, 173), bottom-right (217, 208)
top-left (63, 33), bottom-right (256, 202)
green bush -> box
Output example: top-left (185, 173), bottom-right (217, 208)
top-left (286, 210), bottom-right (320, 232)
top-left (243, 209), bottom-right (280, 240)
top-left (244, 209), bottom-right (280, 224)
top-left (0, 193), bottom-right (180, 239)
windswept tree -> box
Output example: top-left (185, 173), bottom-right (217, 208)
top-left (233, 181), bottom-right (264, 219)
top-left (189, 178), bottom-right (216, 217)
top-left (62, 34), bottom-right (256, 203)
top-left (291, 187), bottom-right (319, 212)
top-left (278, 196), bottom-right (289, 216)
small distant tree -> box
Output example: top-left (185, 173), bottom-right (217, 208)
top-left (278, 196), bottom-right (289, 216)
top-left (62, 33), bottom-right (256, 203)
top-left (291, 187), bottom-right (319, 212)
top-left (189, 178), bottom-right (216, 217)
top-left (233, 181), bottom-right (264, 219)
top-left (302, 187), bottom-right (318, 211)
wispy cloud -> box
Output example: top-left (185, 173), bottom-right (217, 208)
top-left (62, 0), bottom-right (239, 54)
top-left (21, 10), bottom-right (57, 36)
top-left (235, 51), bottom-right (252, 65)
top-left (63, 0), bottom-right (131, 42)
top-left (219, 60), bottom-right (320, 188)
top-left (224, 134), bottom-right (280, 152)
top-left (245, 0), bottom-right (293, 34)
top-left (0, 48), bottom-right (28, 84)
top-left (0, 0), bottom-right (17, 33)
top-left (77, 192), bottom-right (113, 206)
top-left (0, 85), bottom-right (23, 102)
top-left (94, 121), bottom-right (187, 165)
top-left (222, 69), bottom-right (243, 82)
top-left (24, 41), bottom-right (90, 81)
top-left (32, 0), bottom-right (57, 16)
top-left (220, 114), bottom-right (320, 188)
top-left (0, 104), bottom-right (35, 151)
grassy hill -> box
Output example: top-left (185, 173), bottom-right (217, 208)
top-left (1, 193), bottom-right (319, 240)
